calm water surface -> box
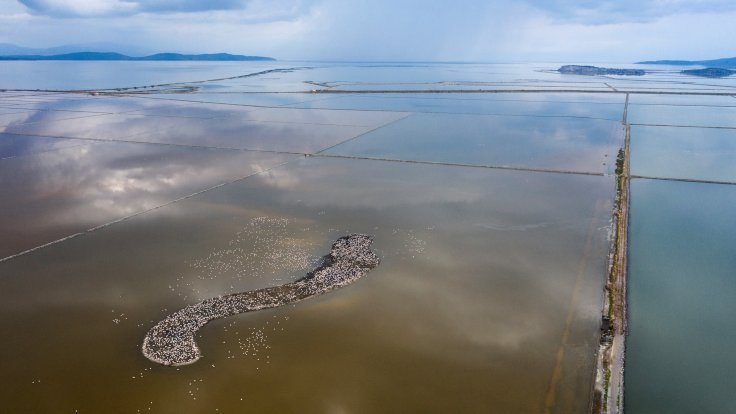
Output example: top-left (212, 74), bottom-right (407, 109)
top-left (630, 125), bottom-right (736, 183)
top-left (324, 112), bottom-right (623, 174)
top-left (626, 179), bottom-right (736, 413)
top-left (2, 61), bottom-right (733, 413)
top-left (0, 156), bottom-right (613, 413)
top-left (0, 61), bottom-right (281, 90)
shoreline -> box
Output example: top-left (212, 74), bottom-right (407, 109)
top-left (592, 110), bottom-right (630, 413)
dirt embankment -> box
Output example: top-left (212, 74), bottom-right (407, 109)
top-left (592, 100), bottom-right (630, 414)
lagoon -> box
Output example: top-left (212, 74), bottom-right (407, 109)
top-left (1, 61), bottom-right (734, 412)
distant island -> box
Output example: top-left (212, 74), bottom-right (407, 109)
top-left (557, 65), bottom-right (645, 76)
top-left (0, 52), bottom-right (275, 61)
top-left (557, 63), bottom-right (736, 78)
top-left (680, 68), bottom-right (736, 78)
top-left (638, 57), bottom-right (736, 68)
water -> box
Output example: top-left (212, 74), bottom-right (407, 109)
top-left (268, 93), bottom-right (626, 118)
top-left (626, 179), bottom-right (736, 413)
top-left (0, 139), bottom-right (295, 256)
top-left (2, 105), bottom-right (406, 153)
top-left (1, 60), bottom-right (734, 412)
top-left (628, 103), bottom-right (736, 128)
top-left (0, 156), bottom-right (613, 413)
top-left (630, 125), bottom-right (736, 183)
top-left (323, 112), bottom-right (623, 174)
top-left (625, 92), bottom-right (736, 412)
top-left (0, 61), bottom-right (282, 90)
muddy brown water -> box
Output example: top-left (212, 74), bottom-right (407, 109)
top-left (0, 79), bottom-right (620, 412)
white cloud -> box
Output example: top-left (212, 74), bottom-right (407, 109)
top-left (500, 9), bottom-right (736, 62)
top-left (16, 0), bottom-right (313, 19)
top-left (19, 0), bottom-right (138, 17)
top-left (2, 0), bottom-right (736, 61)
top-left (524, 0), bottom-right (736, 24)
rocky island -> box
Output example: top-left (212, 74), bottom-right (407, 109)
top-left (638, 56), bottom-right (736, 68)
top-left (558, 65), bottom-right (646, 76)
top-left (681, 67), bottom-right (736, 78)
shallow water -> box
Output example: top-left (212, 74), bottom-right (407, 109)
top-left (275, 93), bottom-right (626, 120)
top-left (0, 138), bottom-right (295, 257)
top-left (626, 179), bottom-right (736, 413)
top-left (323, 112), bottom-right (623, 174)
top-left (628, 103), bottom-right (736, 128)
top-left (0, 98), bottom-right (408, 153)
top-left (0, 157), bottom-right (613, 413)
top-left (0, 132), bottom-right (91, 159)
top-left (0, 61), bottom-right (282, 90)
top-left (630, 125), bottom-right (736, 183)
top-left (2, 61), bottom-right (734, 413)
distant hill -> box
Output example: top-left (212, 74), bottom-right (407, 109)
top-left (0, 52), bottom-right (275, 61)
top-left (0, 42), bottom-right (153, 56)
top-left (638, 57), bottom-right (736, 68)
top-left (681, 68), bottom-right (736, 78)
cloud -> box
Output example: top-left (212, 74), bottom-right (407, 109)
top-left (18, 0), bottom-right (138, 17)
top-left (523, 0), bottom-right (736, 24)
top-left (4, 0), bottom-right (736, 61)
top-left (17, 0), bottom-right (313, 19)
top-left (136, 0), bottom-right (244, 13)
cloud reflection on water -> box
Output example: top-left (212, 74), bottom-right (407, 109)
top-left (0, 138), bottom-right (294, 256)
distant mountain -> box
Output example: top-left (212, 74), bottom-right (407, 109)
top-left (0, 42), bottom-right (154, 56)
top-left (0, 52), bottom-right (275, 61)
top-left (681, 68), bottom-right (736, 78)
top-left (0, 52), bottom-right (131, 61)
top-left (638, 57), bottom-right (736, 69)
top-left (0, 43), bottom-right (45, 55)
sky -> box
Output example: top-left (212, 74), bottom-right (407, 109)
top-left (0, 0), bottom-right (735, 62)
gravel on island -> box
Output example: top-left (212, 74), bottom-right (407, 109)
top-left (142, 234), bottom-right (380, 366)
